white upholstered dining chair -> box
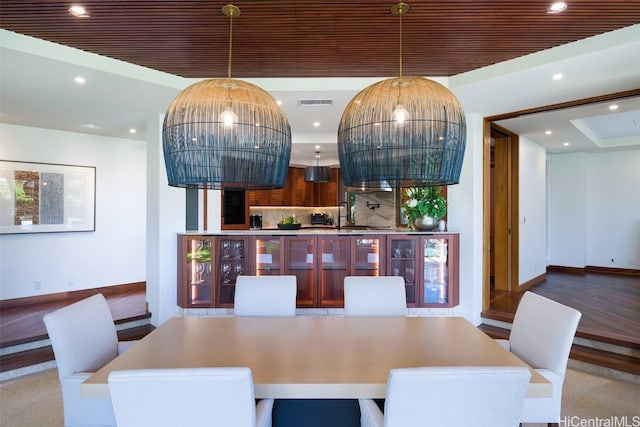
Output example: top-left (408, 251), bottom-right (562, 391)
top-left (495, 291), bottom-right (582, 427)
top-left (234, 275), bottom-right (297, 316)
top-left (108, 367), bottom-right (274, 427)
top-left (43, 293), bottom-right (137, 427)
top-left (344, 276), bottom-right (407, 316)
top-left (358, 366), bottom-right (531, 427)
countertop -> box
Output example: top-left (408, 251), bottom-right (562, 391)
top-left (182, 228), bottom-right (455, 235)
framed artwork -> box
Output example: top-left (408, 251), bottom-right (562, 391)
top-left (0, 160), bottom-right (96, 234)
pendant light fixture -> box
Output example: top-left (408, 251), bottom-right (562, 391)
top-left (162, 4), bottom-right (291, 190)
top-left (337, 2), bottom-right (466, 189)
top-left (304, 151), bottom-right (332, 183)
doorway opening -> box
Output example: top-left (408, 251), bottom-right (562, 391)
top-left (483, 121), bottom-right (519, 310)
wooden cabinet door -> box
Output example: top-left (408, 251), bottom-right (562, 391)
top-left (216, 236), bottom-right (249, 307)
top-left (351, 234), bottom-right (386, 277)
top-left (284, 235), bottom-right (316, 307)
top-left (177, 235), bottom-right (215, 308)
top-left (317, 235), bottom-right (350, 307)
top-left (420, 234), bottom-right (459, 307)
top-left (253, 235), bottom-right (284, 276)
top-left (387, 235), bottom-right (419, 306)
top-left (289, 168), bottom-right (307, 206)
top-left (317, 168), bottom-right (339, 206)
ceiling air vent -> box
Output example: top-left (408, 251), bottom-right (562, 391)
top-left (298, 99), bottom-right (333, 107)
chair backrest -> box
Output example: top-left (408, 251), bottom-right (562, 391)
top-left (43, 293), bottom-right (118, 378)
top-left (109, 367), bottom-right (257, 427)
top-left (383, 366), bottom-right (531, 427)
top-left (234, 275), bottom-right (297, 316)
top-left (344, 276), bottom-right (407, 316)
top-left (509, 291), bottom-right (582, 374)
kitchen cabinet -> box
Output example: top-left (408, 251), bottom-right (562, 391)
top-left (216, 236), bottom-right (250, 307)
top-left (421, 234), bottom-right (459, 307)
top-left (177, 235), bottom-right (214, 307)
top-left (386, 234), bottom-right (459, 307)
top-left (284, 235), bottom-right (317, 307)
top-left (387, 235), bottom-right (419, 306)
top-left (351, 234), bottom-right (385, 277)
top-left (245, 167), bottom-right (339, 208)
top-left (253, 234), bottom-right (316, 307)
top-left (177, 232), bottom-right (459, 309)
top-left (317, 235), bottom-right (351, 307)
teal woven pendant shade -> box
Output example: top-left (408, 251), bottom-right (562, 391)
top-left (162, 78), bottom-right (291, 190)
top-left (337, 76), bottom-right (466, 189)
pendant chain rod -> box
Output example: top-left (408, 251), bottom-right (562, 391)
top-left (398, 10), bottom-right (403, 84)
top-left (227, 14), bottom-right (233, 81)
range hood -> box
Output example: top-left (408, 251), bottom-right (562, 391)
top-left (345, 179), bottom-right (393, 192)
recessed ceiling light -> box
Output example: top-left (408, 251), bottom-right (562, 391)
top-left (563, 142), bottom-right (570, 146)
top-left (552, 73), bottom-right (563, 80)
top-left (129, 128), bottom-right (137, 134)
top-left (74, 76), bottom-right (86, 85)
top-left (276, 100), bottom-right (283, 106)
top-left (69, 5), bottom-right (90, 17)
top-left (547, 2), bottom-right (568, 14)
top-left (609, 104), bottom-right (619, 111)
top-left (545, 130), bottom-right (552, 135)
top-left (313, 122), bottom-right (320, 127)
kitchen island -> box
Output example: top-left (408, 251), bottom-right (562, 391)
top-left (177, 230), bottom-right (458, 310)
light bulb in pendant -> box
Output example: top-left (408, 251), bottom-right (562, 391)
top-left (220, 100), bottom-right (237, 127)
top-left (393, 104), bottom-right (409, 125)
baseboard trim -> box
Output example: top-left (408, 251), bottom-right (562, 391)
top-left (517, 273), bottom-right (546, 291)
top-left (0, 282), bottom-right (146, 309)
top-left (547, 265), bottom-right (639, 277)
top-left (546, 265), bottom-right (585, 274)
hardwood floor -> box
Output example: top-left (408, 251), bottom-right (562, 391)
top-left (0, 287), bottom-right (148, 348)
top-left (2, 271), bottom-right (638, 350)
top-left (484, 271), bottom-right (640, 348)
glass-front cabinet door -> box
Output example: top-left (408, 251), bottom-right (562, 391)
top-left (351, 235), bottom-right (385, 277)
top-left (254, 236), bottom-right (283, 276)
top-left (284, 236), bottom-right (316, 307)
top-left (216, 236), bottom-right (249, 307)
top-left (318, 236), bottom-right (350, 307)
top-left (420, 234), bottom-right (459, 307)
top-left (387, 235), bottom-right (418, 306)
top-left (178, 235), bottom-right (214, 307)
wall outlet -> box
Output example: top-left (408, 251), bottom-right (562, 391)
top-left (34, 280), bottom-right (42, 290)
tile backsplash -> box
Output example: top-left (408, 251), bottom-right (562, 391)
top-left (250, 191), bottom-right (398, 229)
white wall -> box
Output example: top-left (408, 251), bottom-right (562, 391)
top-left (447, 113), bottom-right (484, 325)
top-left (0, 123), bottom-right (147, 300)
top-left (548, 148), bottom-right (640, 269)
top-left (586, 149), bottom-right (640, 269)
top-left (547, 153), bottom-right (588, 267)
top-left (518, 137), bottom-right (547, 284)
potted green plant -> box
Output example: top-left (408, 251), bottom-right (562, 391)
top-left (401, 187), bottom-right (446, 230)
top-left (278, 215), bottom-right (301, 230)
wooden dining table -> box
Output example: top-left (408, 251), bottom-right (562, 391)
top-left (82, 315), bottom-right (550, 399)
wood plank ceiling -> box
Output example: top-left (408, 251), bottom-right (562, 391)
top-left (1, 1), bottom-right (639, 78)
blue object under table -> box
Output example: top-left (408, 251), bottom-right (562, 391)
top-left (273, 399), bottom-right (360, 427)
